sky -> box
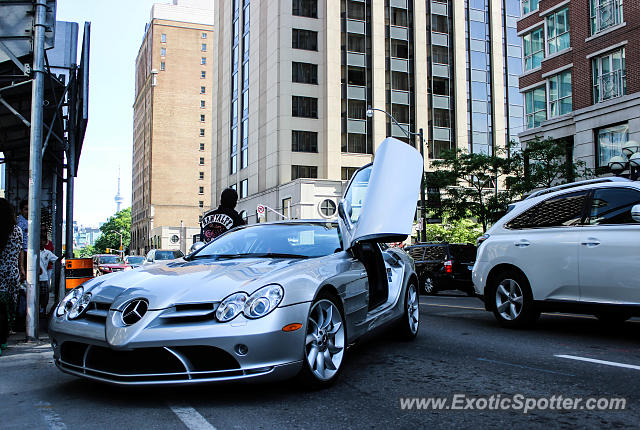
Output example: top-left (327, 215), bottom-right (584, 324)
top-left (56, 0), bottom-right (169, 227)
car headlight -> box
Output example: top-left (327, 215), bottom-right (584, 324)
top-left (56, 287), bottom-right (84, 317)
top-left (244, 284), bottom-right (283, 319)
top-left (215, 292), bottom-right (248, 322)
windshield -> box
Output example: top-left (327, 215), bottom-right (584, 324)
top-left (126, 256), bottom-right (145, 264)
top-left (98, 256), bottom-right (123, 264)
top-left (155, 250), bottom-right (182, 260)
top-left (193, 223), bottom-right (342, 259)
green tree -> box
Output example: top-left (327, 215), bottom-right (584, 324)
top-left (423, 218), bottom-right (484, 244)
top-left (74, 245), bottom-right (95, 258)
top-left (93, 207), bottom-right (131, 254)
top-left (430, 148), bottom-right (515, 232)
top-left (510, 136), bottom-right (593, 193)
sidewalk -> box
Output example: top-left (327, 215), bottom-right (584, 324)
top-left (2, 317), bottom-right (52, 358)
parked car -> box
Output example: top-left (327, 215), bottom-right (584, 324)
top-left (48, 137), bottom-right (423, 387)
top-left (92, 254), bottom-right (130, 276)
top-left (406, 243), bottom-right (477, 295)
top-left (124, 255), bottom-right (145, 268)
top-left (143, 249), bottom-right (185, 265)
top-left (473, 177), bottom-right (640, 328)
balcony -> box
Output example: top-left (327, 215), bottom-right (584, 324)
top-left (592, 0), bottom-right (623, 35)
top-left (595, 70), bottom-right (625, 103)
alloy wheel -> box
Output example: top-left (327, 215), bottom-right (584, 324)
top-left (407, 284), bottom-right (419, 334)
top-left (305, 299), bottom-right (345, 381)
top-left (495, 278), bottom-right (523, 321)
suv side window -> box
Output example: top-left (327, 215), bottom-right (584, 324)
top-left (506, 191), bottom-right (588, 229)
top-left (587, 188), bottom-right (640, 225)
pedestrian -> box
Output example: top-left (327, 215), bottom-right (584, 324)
top-left (0, 198), bottom-right (26, 354)
top-left (39, 234), bottom-right (58, 316)
top-left (200, 188), bottom-right (245, 243)
top-left (16, 200), bottom-right (28, 274)
top-left (41, 228), bottom-right (54, 290)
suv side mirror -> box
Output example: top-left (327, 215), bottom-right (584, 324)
top-left (632, 204), bottom-right (640, 223)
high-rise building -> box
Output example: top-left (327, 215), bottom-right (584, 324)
top-left (210, 0), bottom-right (521, 222)
top-left (131, 1), bottom-right (214, 255)
top-left (517, 0), bottom-right (639, 171)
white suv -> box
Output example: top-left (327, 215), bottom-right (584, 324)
top-left (473, 178), bottom-right (640, 327)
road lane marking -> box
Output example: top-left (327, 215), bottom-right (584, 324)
top-left (555, 355), bottom-right (640, 371)
top-left (169, 404), bottom-right (217, 430)
top-left (37, 401), bottom-right (67, 430)
top-left (477, 358), bottom-right (575, 377)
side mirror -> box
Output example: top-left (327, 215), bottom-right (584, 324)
top-left (189, 241), bottom-right (205, 253)
top-left (632, 204), bottom-right (640, 223)
top-left (338, 199), bottom-right (347, 221)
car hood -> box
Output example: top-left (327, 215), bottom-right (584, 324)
top-left (82, 257), bottom-right (314, 310)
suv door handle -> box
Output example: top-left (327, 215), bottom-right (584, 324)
top-left (581, 238), bottom-right (601, 247)
top-left (514, 240), bottom-right (530, 247)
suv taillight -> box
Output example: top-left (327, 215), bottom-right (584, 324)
top-left (444, 260), bottom-right (453, 274)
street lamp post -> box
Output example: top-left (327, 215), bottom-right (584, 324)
top-left (366, 105), bottom-right (427, 243)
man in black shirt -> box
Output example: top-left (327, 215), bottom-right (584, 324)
top-left (200, 188), bottom-right (245, 243)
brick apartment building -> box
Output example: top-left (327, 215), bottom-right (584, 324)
top-left (517, 0), bottom-right (639, 173)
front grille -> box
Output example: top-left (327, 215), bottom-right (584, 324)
top-left (58, 341), bottom-right (242, 383)
top-left (160, 303), bottom-right (219, 324)
top-left (78, 301), bottom-right (111, 322)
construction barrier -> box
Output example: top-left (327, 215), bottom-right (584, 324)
top-left (65, 258), bottom-right (93, 291)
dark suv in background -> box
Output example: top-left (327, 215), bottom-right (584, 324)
top-left (405, 243), bottom-right (477, 295)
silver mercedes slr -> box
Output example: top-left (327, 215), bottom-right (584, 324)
top-left (49, 138), bottom-right (423, 387)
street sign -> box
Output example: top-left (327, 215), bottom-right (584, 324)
top-left (257, 204), bottom-right (265, 214)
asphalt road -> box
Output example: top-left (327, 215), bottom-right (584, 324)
top-left (1, 292), bottom-right (639, 429)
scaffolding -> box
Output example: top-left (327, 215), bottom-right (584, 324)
top-left (0, 0), bottom-right (89, 339)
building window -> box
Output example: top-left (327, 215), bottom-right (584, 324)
top-left (201, 57), bottom-right (207, 65)
top-left (522, 0), bottom-right (539, 15)
top-left (199, 186), bottom-right (204, 194)
top-left (160, 47), bottom-right (166, 57)
top-left (523, 27), bottom-right (543, 71)
top-left (200, 143), bottom-right (205, 151)
top-left (201, 71), bottom-right (206, 79)
top-left (160, 61), bottom-right (165, 71)
top-left (161, 33), bottom-right (166, 43)
top-left (200, 114), bottom-right (205, 122)
top-left (200, 100), bottom-right (206, 108)
top-left (201, 43), bottom-right (207, 52)
top-left (199, 157), bottom-right (205, 165)
top-left (199, 172), bottom-right (204, 180)
top-left (239, 179), bottom-right (248, 198)
top-left (593, 48), bottom-right (626, 104)
top-left (202, 32), bottom-right (207, 39)
top-left (597, 123), bottom-right (628, 167)
top-left (319, 199), bottom-right (336, 217)
top-left (346, 34), bottom-right (365, 53)
top-left (292, 29), bottom-right (318, 51)
top-left (199, 201), bottom-right (204, 208)
top-left (292, 130), bottom-right (318, 152)
top-left (292, 96), bottom-right (318, 118)
top-left (199, 129), bottom-right (205, 137)
top-left (590, 0), bottom-right (623, 35)
top-left (200, 86), bottom-right (206, 94)
top-left (547, 7), bottom-right (570, 55)
top-left (525, 86), bottom-right (546, 129)
top-left (548, 70), bottom-right (572, 117)
top-left (341, 167), bottom-right (358, 181)
top-left (292, 0), bottom-right (317, 18)
top-left (282, 197), bottom-right (291, 219)
top-left (291, 165), bottom-right (317, 179)
top-left (292, 62), bottom-right (318, 84)
top-left (341, 133), bottom-right (370, 154)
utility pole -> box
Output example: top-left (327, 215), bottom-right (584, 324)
top-left (25, 0), bottom-right (48, 341)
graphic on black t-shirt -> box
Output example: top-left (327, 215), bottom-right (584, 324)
top-left (200, 212), bottom-right (235, 242)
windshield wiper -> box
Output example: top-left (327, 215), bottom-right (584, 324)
top-left (192, 253), bottom-right (308, 260)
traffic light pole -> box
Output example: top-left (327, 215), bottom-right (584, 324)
top-left (418, 128), bottom-right (427, 243)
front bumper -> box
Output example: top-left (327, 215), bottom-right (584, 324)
top-left (49, 301), bottom-right (310, 385)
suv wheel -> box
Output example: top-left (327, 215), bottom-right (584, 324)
top-left (422, 275), bottom-right (437, 295)
top-left (489, 269), bottom-right (539, 328)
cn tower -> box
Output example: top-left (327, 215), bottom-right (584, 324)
top-left (115, 165), bottom-right (124, 212)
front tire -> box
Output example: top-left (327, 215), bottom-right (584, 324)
top-left (298, 292), bottom-right (346, 389)
top-left (489, 269), bottom-right (539, 328)
top-left (394, 282), bottom-right (419, 340)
